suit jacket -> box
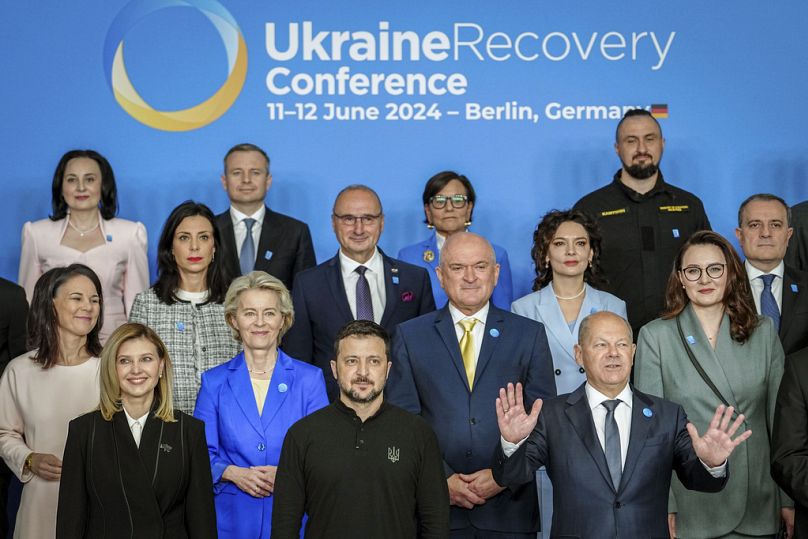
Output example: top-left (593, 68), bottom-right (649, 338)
top-left (193, 349), bottom-right (328, 539)
top-left (398, 232), bottom-right (514, 309)
top-left (778, 265), bottom-right (808, 355)
top-left (0, 278), bottom-right (27, 376)
top-left (387, 304), bottom-right (556, 533)
top-left (511, 283), bottom-right (627, 396)
top-left (56, 410), bottom-right (216, 539)
top-left (772, 347), bottom-right (808, 539)
top-left (19, 217), bottom-right (149, 342)
top-left (493, 384), bottom-right (727, 539)
top-left (284, 250), bottom-right (435, 400)
top-left (635, 304), bottom-right (786, 537)
top-left (216, 207), bottom-right (316, 290)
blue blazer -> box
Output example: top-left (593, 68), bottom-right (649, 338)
top-left (387, 304), bottom-right (556, 534)
top-left (283, 250), bottom-right (435, 400)
top-left (493, 384), bottom-right (727, 539)
top-left (511, 284), bottom-right (627, 396)
top-left (193, 350), bottom-right (328, 539)
top-left (398, 232), bottom-right (513, 309)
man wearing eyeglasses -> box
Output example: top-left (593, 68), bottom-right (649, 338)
top-left (573, 109), bottom-right (711, 339)
top-left (736, 193), bottom-right (808, 356)
top-left (215, 143), bottom-right (316, 290)
top-left (284, 184), bottom-right (435, 400)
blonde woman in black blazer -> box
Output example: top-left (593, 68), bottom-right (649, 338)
top-left (56, 323), bottom-right (216, 538)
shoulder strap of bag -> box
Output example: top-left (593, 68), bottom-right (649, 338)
top-left (675, 315), bottom-right (734, 411)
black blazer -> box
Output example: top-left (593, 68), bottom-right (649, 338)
top-left (283, 251), bottom-right (435, 400)
top-left (56, 410), bottom-right (216, 539)
top-left (0, 277), bottom-right (27, 376)
top-left (780, 265), bottom-right (808, 355)
top-left (215, 206), bottom-right (316, 290)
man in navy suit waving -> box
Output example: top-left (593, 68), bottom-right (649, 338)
top-left (494, 311), bottom-right (751, 539)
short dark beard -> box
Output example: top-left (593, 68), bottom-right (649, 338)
top-left (623, 162), bottom-right (658, 180)
top-left (340, 379), bottom-right (384, 404)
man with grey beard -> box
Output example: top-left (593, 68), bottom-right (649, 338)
top-left (574, 109), bottom-right (711, 339)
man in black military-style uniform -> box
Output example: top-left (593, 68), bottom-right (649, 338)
top-left (573, 109), bottom-right (710, 338)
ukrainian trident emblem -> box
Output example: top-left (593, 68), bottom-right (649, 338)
top-left (387, 446), bottom-right (400, 463)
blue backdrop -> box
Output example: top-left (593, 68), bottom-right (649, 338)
top-left (4, 0), bottom-right (808, 301)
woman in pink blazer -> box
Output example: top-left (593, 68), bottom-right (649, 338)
top-left (18, 150), bottom-right (148, 342)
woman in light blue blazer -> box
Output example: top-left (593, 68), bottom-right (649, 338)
top-left (194, 271), bottom-right (327, 539)
top-left (511, 208), bottom-right (626, 539)
top-left (398, 170), bottom-right (513, 308)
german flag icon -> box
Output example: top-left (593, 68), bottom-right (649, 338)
top-left (651, 104), bottom-right (669, 118)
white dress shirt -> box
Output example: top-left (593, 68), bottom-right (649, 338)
top-left (339, 248), bottom-right (386, 324)
top-left (745, 260), bottom-right (784, 314)
top-left (448, 302), bottom-right (490, 369)
top-left (124, 408), bottom-right (150, 447)
top-left (436, 232), bottom-right (447, 252)
top-left (230, 205), bottom-right (266, 262)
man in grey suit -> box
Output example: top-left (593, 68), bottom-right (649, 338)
top-left (493, 311), bottom-right (750, 539)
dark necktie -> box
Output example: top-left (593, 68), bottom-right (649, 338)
top-left (355, 266), bottom-right (374, 321)
top-left (760, 274), bottom-right (780, 329)
top-left (239, 218), bottom-right (256, 275)
top-left (602, 399), bottom-right (622, 490)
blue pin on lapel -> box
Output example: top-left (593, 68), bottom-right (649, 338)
top-left (489, 328), bottom-right (500, 338)
top-left (278, 383), bottom-right (288, 393)
top-left (686, 335), bottom-right (696, 345)
top-left (392, 276), bottom-right (400, 284)
top-left (643, 408), bottom-right (653, 418)
top-left (792, 284), bottom-right (799, 293)
top-left (392, 266), bottom-right (400, 284)
top-left (264, 250), bottom-right (273, 261)
top-left (106, 234), bottom-right (113, 242)
top-left (176, 322), bottom-right (185, 332)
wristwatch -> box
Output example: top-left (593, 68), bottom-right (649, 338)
top-left (24, 453), bottom-right (33, 473)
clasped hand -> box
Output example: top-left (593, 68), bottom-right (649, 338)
top-left (223, 464), bottom-right (277, 498)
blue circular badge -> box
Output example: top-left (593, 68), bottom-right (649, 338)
top-left (489, 328), bottom-right (500, 338)
top-left (278, 383), bottom-right (288, 393)
top-left (643, 407), bottom-right (653, 418)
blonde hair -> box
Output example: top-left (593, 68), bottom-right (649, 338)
top-left (224, 271), bottom-right (294, 344)
top-left (99, 323), bottom-right (176, 422)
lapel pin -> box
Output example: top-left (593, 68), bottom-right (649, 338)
top-left (176, 322), bottom-right (185, 332)
top-left (392, 276), bottom-right (400, 285)
top-left (686, 335), bottom-right (696, 345)
top-left (643, 408), bottom-right (653, 418)
top-left (278, 383), bottom-right (288, 393)
top-left (792, 284), bottom-right (799, 293)
top-left (672, 228), bottom-right (680, 238)
top-left (423, 249), bottom-right (435, 263)
top-left (590, 307), bottom-right (599, 315)
top-left (264, 250), bottom-right (273, 260)
top-left (106, 234), bottom-right (113, 242)
top-left (489, 328), bottom-right (500, 338)
top-left (159, 443), bottom-right (173, 453)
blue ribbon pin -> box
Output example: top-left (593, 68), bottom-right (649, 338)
top-left (176, 322), bottom-right (185, 332)
top-left (489, 328), bottom-right (500, 338)
top-left (686, 335), bottom-right (696, 345)
top-left (643, 407), bottom-right (653, 418)
top-left (792, 284), bottom-right (799, 293)
top-left (672, 228), bottom-right (680, 238)
top-left (392, 276), bottom-right (400, 285)
top-left (264, 250), bottom-right (273, 260)
top-left (106, 234), bottom-right (113, 242)
top-left (278, 383), bottom-right (288, 393)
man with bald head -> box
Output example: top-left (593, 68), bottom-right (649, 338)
top-left (493, 311), bottom-right (749, 538)
top-left (388, 232), bottom-right (556, 537)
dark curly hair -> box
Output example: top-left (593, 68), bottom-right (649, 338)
top-left (530, 209), bottom-right (606, 291)
top-left (661, 230), bottom-right (758, 343)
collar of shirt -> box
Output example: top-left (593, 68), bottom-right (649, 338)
top-left (123, 408), bottom-right (150, 430)
top-left (745, 259), bottom-right (785, 312)
top-left (339, 248), bottom-right (386, 323)
top-left (339, 248), bottom-right (383, 278)
top-left (612, 169), bottom-right (671, 201)
top-left (229, 204), bottom-right (266, 227)
top-left (448, 302), bottom-right (489, 366)
top-left (435, 232), bottom-right (447, 251)
top-left (333, 397), bottom-right (389, 423)
top-left (585, 382), bottom-right (633, 468)
top-left (585, 382), bottom-right (633, 412)
top-left (745, 259), bottom-right (785, 281)
top-left (175, 288), bottom-right (210, 305)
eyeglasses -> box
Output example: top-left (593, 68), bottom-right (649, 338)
top-left (429, 194), bottom-right (469, 209)
top-left (679, 263), bottom-right (726, 282)
top-left (333, 213), bottom-right (382, 226)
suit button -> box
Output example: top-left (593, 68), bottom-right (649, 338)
top-left (554, 369), bottom-right (562, 376)
top-left (579, 367), bottom-right (585, 374)
top-left (614, 502), bottom-right (622, 509)
top-left (202, 346), bottom-right (207, 352)
top-left (257, 443), bottom-right (265, 451)
top-left (470, 418), bottom-right (477, 425)
top-left (465, 450), bottom-right (472, 457)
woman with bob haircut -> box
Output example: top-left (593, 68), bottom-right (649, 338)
top-left (19, 149), bottom-right (148, 342)
top-left (510, 208), bottom-right (626, 538)
top-left (130, 200), bottom-right (240, 414)
top-left (194, 271), bottom-right (327, 539)
top-left (635, 230), bottom-right (790, 538)
top-left (0, 264), bottom-right (103, 538)
top-left (398, 170), bottom-right (513, 308)
top-left (56, 322), bottom-right (217, 538)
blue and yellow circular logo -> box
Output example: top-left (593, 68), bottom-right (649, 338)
top-left (103, 0), bottom-right (247, 131)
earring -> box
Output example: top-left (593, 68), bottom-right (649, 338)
top-left (464, 220), bottom-right (472, 228)
top-left (427, 223), bottom-right (434, 230)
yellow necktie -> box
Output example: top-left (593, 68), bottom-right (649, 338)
top-left (459, 318), bottom-right (478, 389)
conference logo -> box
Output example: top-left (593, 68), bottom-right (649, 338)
top-left (103, 0), bottom-right (248, 131)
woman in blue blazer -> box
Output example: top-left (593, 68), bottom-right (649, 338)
top-left (398, 170), bottom-right (513, 308)
top-left (194, 271), bottom-right (328, 539)
top-left (511, 208), bottom-right (626, 539)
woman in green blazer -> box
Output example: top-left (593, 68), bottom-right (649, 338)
top-left (635, 230), bottom-right (791, 539)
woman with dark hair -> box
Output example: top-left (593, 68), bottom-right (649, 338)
top-left (635, 230), bottom-right (790, 538)
top-left (0, 264), bottom-right (103, 538)
top-left (18, 150), bottom-right (149, 342)
top-left (510, 209), bottom-right (625, 538)
top-left (398, 170), bottom-right (513, 308)
top-left (130, 201), bottom-right (240, 414)
top-left (57, 322), bottom-right (217, 538)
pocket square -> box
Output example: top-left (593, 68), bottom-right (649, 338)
top-left (400, 291), bottom-right (414, 302)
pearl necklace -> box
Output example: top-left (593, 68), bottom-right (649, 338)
top-left (553, 285), bottom-right (586, 300)
top-left (67, 218), bottom-right (100, 237)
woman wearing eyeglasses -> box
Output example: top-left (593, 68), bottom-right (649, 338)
top-left (397, 170), bottom-right (513, 308)
top-left (635, 230), bottom-right (790, 539)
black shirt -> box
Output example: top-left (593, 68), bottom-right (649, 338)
top-left (271, 399), bottom-right (449, 538)
top-left (574, 171), bottom-right (711, 335)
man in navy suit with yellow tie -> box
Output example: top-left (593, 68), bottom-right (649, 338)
top-left (388, 232), bottom-right (556, 537)
top-left (493, 311), bottom-right (751, 538)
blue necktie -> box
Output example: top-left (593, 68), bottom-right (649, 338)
top-left (355, 266), bottom-right (374, 321)
top-left (602, 399), bottom-right (622, 490)
top-left (239, 218), bottom-right (256, 275)
top-left (760, 274), bottom-right (780, 329)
